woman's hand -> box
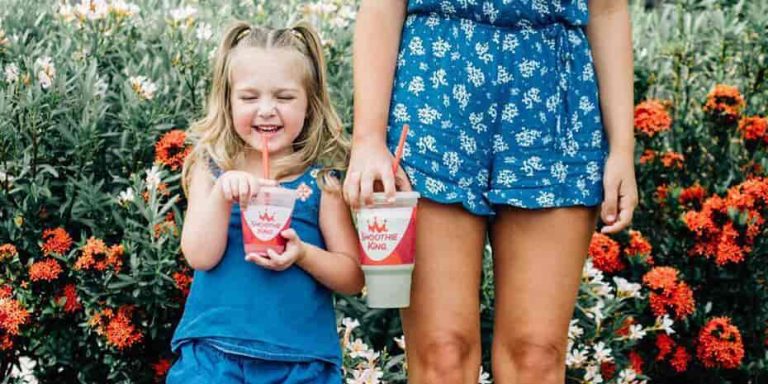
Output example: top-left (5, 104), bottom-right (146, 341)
top-left (245, 229), bottom-right (306, 271)
top-left (217, 171), bottom-right (277, 206)
top-left (600, 151), bottom-right (638, 233)
top-left (343, 138), bottom-right (411, 209)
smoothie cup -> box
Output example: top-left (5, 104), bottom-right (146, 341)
top-left (356, 191), bottom-right (419, 308)
top-left (241, 187), bottom-right (297, 256)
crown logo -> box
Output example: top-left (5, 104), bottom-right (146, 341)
top-left (258, 210), bottom-right (275, 222)
top-left (367, 217), bottom-right (388, 233)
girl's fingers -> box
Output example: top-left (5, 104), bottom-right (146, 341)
top-left (238, 178), bottom-right (250, 206)
top-left (601, 178), bottom-right (620, 224)
top-left (380, 166), bottom-right (396, 202)
top-left (395, 166), bottom-right (413, 192)
top-left (221, 177), bottom-right (233, 201)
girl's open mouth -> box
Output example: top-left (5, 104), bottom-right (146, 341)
top-left (252, 125), bottom-right (282, 134)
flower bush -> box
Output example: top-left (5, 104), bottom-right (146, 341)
top-left (1, 0), bottom-right (767, 383)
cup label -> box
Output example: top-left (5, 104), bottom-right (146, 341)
top-left (243, 205), bottom-right (293, 241)
top-left (357, 207), bottom-right (416, 265)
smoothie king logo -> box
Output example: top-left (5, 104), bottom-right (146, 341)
top-left (367, 217), bottom-right (388, 233)
top-left (258, 211), bottom-right (275, 222)
top-left (362, 216), bottom-right (398, 255)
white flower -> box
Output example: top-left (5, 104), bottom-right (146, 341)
top-left (94, 77), bottom-right (108, 98)
top-left (346, 366), bottom-right (384, 384)
top-left (591, 281), bottom-right (615, 299)
top-left (614, 276), bottom-right (642, 299)
top-left (4, 63), bottom-right (18, 83)
top-left (145, 165), bottom-right (162, 189)
top-left (110, 0), bottom-right (140, 18)
top-left (117, 187), bottom-right (135, 206)
top-left (617, 368), bottom-right (646, 384)
top-left (347, 338), bottom-right (370, 359)
top-left (478, 366), bottom-right (492, 384)
top-left (628, 324), bottom-right (647, 341)
top-left (169, 6), bottom-right (198, 22)
top-left (568, 319), bottom-right (584, 340)
top-left (195, 22), bottom-right (212, 40)
top-left (342, 318), bottom-right (360, 333)
top-left (592, 341), bottom-right (613, 363)
top-left (566, 347), bottom-right (588, 368)
top-left (129, 76), bottom-right (157, 100)
top-left (394, 335), bottom-right (406, 350)
top-left (582, 259), bottom-right (605, 284)
top-left (35, 57), bottom-right (56, 89)
top-left (583, 363), bottom-right (603, 383)
top-left (655, 314), bottom-right (675, 334)
top-left (75, 0), bottom-right (109, 21)
top-left (585, 300), bottom-right (605, 326)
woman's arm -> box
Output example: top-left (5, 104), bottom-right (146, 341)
top-left (343, 0), bottom-right (409, 208)
top-left (298, 186), bottom-right (364, 295)
top-left (180, 162), bottom-right (231, 271)
top-left (586, 0), bottom-right (638, 233)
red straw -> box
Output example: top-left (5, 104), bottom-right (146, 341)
top-left (392, 124), bottom-right (409, 174)
top-left (261, 133), bottom-right (270, 179)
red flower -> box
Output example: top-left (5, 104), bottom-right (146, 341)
top-left (588, 233), bottom-right (625, 273)
top-left (624, 230), bottom-right (654, 265)
top-left (703, 84), bottom-right (745, 123)
top-left (75, 238), bottom-right (124, 272)
top-left (58, 284), bottom-right (82, 313)
top-left (679, 184), bottom-right (706, 206)
top-left (29, 258), bottom-right (63, 282)
top-left (670, 346), bottom-right (690, 373)
top-left (629, 350), bottom-right (644, 374)
top-left (0, 297), bottom-right (30, 350)
top-left (696, 317), bottom-right (745, 369)
top-left (173, 270), bottom-right (193, 297)
top-left (153, 358), bottom-right (172, 378)
top-left (600, 361), bottom-right (617, 380)
top-left (41, 228), bottom-right (73, 256)
top-left (0, 285), bottom-right (12, 299)
top-left (635, 100), bottom-right (672, 137)
top-left (655, 333), bottom-right (675, 361)
top-left (737, 116), bottom-right (767, 142)
top-left (660, 151), bottom-right (685, 169)
top-left (643, 267), bottom-right (695, 319)
top-left (155, 130), bottom-right (191, 171)
top-left (639, 149), bottom-right (656, 165)
top-left (0, 244), bottom-right (17, 262)
top-left (91, 306), bottom-right (143, 350)
top-left (655, 184), bottom-right (669, 204)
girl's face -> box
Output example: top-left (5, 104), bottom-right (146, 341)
top-left (230, 48), bottom-right (309, 160)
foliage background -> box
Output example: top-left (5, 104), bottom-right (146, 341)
top-left (0, 0), bottom-right (766, 383)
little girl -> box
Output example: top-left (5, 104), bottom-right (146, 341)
top-left (168, 21), bottom-right (363, 383)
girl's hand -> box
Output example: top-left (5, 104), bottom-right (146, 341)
top-left (245, 229), bottom-right (306, 271)
top-left (343, 138), bottom-right (412, 209)
top-left (217, 171), bottom-right (277, 206)
top-left (600, 151), bottom-right (638, 234)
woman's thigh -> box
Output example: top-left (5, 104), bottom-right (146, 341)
top-left (400, 199), bottom-right (487, 363)
top-left (489, 206), bottom-right (597, 353)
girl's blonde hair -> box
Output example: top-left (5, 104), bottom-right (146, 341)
top-left (181, 21), bottom-right (350, 195)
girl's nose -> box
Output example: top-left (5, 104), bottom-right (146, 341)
top-left (256, 100), bottom-right (277, 118)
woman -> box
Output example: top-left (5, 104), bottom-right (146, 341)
top-left (344, 1), bottom-right (637, 382)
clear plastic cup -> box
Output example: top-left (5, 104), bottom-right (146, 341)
top-left (356, 192), bottom-right (419, 308)
top-left (241, 187), bottom-right (297, 256)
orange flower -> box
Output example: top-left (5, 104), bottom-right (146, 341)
top-left (588, 233), bottom-right (624, 273)
top-left (679, 184), bottom-right (706, 206)
top-left (29, 258), bottom-right (63, 282)
top-left (670, 346), bottom-right (690, 373)
top-left (696, 317), bottom-right (745, 369)
top-left (173, 270), bottom-right (193, 297)
top-left (0, 285), bottom-right (12, 299)
top-left (625, 230), bottom-right (653, 265)
top-left (154, 130), bottom-right (191, 171)
top-left (153, 358), bottom-right (172, 378)
top-left (656, 333), bottom-right (675, 361)
top-left (41, 228), bottom-right (73, 256)
top-left (0, 243), bottom-right (17, 262)
top-left (738, 116), bottom-right (768, 142)
top-left (142, 182), bottom-right (171, 202)
top-left (0, 296), bottom-right (30, 350)
top-left (104, 306), bottom-right (143, 350)
top-left (660, 151), bottom-right (685, 169)
top-left (639, 149), bottom-right (656, 165)
top-left (629, 350), bottom-right (644, 374)
top-left (643, 267), bottom-right (695, 319)
top-left (703, 84), bottom-right (746, 123)
top-left (75, 238), bottom-right (124, 272)
top-left (58, 284), bottom-right (82, 313)
top-left (634, 100), bottom-right (672, 137)
top-left (655, 184), bottom-right (669, 204)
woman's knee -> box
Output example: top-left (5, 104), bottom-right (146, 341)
top-left (414, 332), bottom-right (478, 370)
top-left (498, 336), bottom-right (566, 372)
